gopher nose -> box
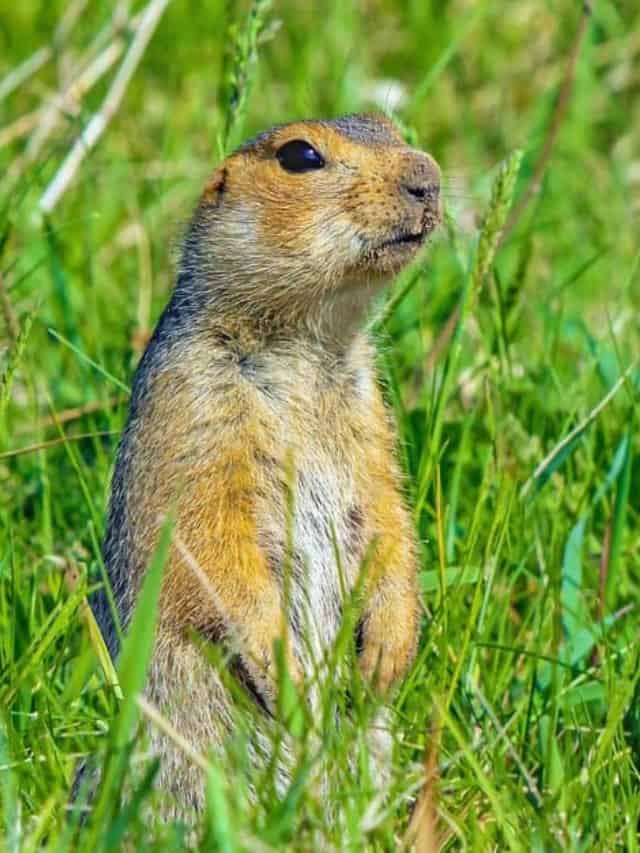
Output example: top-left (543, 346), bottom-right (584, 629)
top-left (400, 153), bottom-right (440, 205)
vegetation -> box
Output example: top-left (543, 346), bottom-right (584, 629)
top-left (1, 0), bottom-right (639, 848)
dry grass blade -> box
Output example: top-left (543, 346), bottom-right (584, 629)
top-left (16, 394), bottom-right (125, 435)
top-left (502, 1), bottom-right (594, 240)
top-left (2, 3), bottom-right (140, 187)
top-left (425, 2), bottom-right (593, 370)
top-left (0, 109), bottom-right (41, 149)
top-left (64, 561), bottom-right (123, 700)
top-left (0, 0), bottom-right (88, 101)
top-left (18, 39), bottom-right (126, 162)
top-left (520, 358), bottom-right (638, 499)
top-left (0, 430), bottom-right (119, 460)
top-left (473, 684), bottom-right (542, 807)
top-left (405, 711), bottom-right (441, 852)
top-left (38, 0), bottom-right (171, 215)
top-left (424, 302), bottom-right (459, 375)
top-left (136, 695), bottom-right (210, 773)
top-left (0, 47), bottom-right (52, 102)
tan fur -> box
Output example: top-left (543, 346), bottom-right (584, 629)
top-left (95, 114), bottom-right (441, 817)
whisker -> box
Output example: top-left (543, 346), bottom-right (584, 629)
top-left (441, 193), bottom-right (486, 202)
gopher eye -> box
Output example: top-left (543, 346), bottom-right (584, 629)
top-left (276, 140), bottom-right (325, 173)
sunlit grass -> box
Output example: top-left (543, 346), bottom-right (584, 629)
top-left (1, 0), bottom-right (639, 848)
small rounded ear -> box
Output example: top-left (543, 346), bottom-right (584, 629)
top-left (201, 166), bottom-right (227, 205)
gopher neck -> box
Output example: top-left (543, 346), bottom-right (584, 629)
top-left (174, 271), bottom-right (384, 357)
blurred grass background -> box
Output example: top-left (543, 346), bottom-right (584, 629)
top-left (0, 0), bottom-right (639, 849)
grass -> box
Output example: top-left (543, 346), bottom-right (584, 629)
top-left (1, 0), bottom-right (639, 848)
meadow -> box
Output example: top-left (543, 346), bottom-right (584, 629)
top-left (1, 0), bottom-right (639, 849)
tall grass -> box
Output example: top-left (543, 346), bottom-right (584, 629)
top-left (0, 0), bottom-right (639, 848)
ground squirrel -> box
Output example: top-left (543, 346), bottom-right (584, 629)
top-left (92, 113), bottom-right (441, 815)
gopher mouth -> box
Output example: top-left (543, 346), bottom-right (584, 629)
top-left (371, 207), bottom-right (441, 255)
top-left (376, 229), bottom-right (427, 251)
top-left (358, 207), bottom-right (441, 273)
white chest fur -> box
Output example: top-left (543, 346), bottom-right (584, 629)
top-left (248, 344), bottom-right (374, 672)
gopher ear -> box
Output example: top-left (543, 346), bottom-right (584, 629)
top-left (201, 166), bottom-right (227, 205)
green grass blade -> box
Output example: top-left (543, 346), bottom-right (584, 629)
top-left (84, 514), bottom-right (173, 848)
top-left (205, 760), bottom-right (237, 853)
top-left (0, 716), bottom-right (21, 853)
top-left (47, 328), bottom-right (131, 394)
top-left (415, 149), bottom-right (523, 519)
top-left (560, 515), bottom-right (587, 648)
top-left (606, 427), bottom-right (633, 610)
top-left (0, 309), bottom-right (34, 418)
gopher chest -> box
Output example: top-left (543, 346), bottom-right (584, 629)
top-left (256, 443), bottom-right (367, 666)
top-left (239, 343), bottom-right (376, 664)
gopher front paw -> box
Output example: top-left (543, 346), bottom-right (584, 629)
top-left (359, 626), bottom-right (417, 694)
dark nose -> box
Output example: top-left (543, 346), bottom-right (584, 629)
top-left (403, 182), bottom-right (440, 203)
top-left (400, 154), bottom-right (440, 205)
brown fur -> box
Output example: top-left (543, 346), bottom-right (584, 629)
top-left (93, 114), bottom-right (441, 817)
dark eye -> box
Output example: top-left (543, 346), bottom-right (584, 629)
top-left (276, 140), bottom-right (325, 173)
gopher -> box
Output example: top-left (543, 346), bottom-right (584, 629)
top-left (93, 113), bottom-right (441, 815)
